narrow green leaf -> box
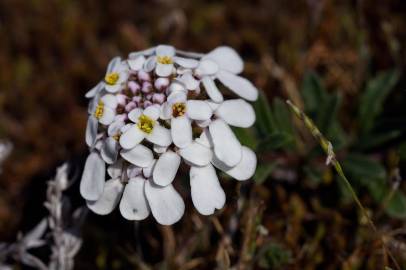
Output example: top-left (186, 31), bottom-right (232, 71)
top-left (341, 154), bottom-right (386, 180)
top-left (302, 71), bottom-right (327, 114)
top-left (358, 69), bottom-right (400, 134)
top-left (254, 163), bottom-right (276, 184)
top-left (386, 191), bottom-right (406, 219)
top-left (253, 90), bottom-right (274, 136)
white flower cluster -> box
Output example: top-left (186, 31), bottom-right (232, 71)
top-left (81, 45), bottom-right (259, 225)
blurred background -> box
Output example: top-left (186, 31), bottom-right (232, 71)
top-left (1, 0), bottom-right (406, 269)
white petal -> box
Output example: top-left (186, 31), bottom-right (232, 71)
top-left (101, 94), bottom-right (118, 109)
top-left (107, 159), bottom-right (123, 179)
top-left (128, 55), bottom-right (145, 71)
top-left (160, 102), bottom-right (172, 120)
top-left (202, 76), bottom-right (223, 103)
top-left (127, 164), bottom-right (143, 178)
top-left (168, 81), bottom-right (187, 95)
top-left (128, 108), bottom-right (143, 123)
top-left (186, 100), bottom-right (213, 121)
top-left (153, 144), bottom-right (167, 154)
top-left (173, 56), bottom-right (199, 68)
top-left (155, 63), bottom-right (174, 77)
top-left (196, 129), bottom-right (212, 148)
top-left (190, 164), bottom-right (225, 215)
top-left (119, 125), bottom-right (145, 149)
top-left (167, 90), bottom-right (187, 105)
top-left (215, 99), bottom-right (255, 128)
top-left (217, 70), bottom-right (258, 101)
top-left (99, 107), bottom-right (116, 125)
top-left (85, 116), bottom-right (98, 147)
top-left (203, 46), bottom-right (243, 74)
top-left (107, 120), bottom-right (125, 136)
top-left (80, 152), bottom-right (106, 201)
top-left (87, 178), bottom-right (124, 215)
top-left (145, 181), bottom-right (185, 225)
top-left (119, 177), bottom-right (150, 220)
top-left (121, 144), bottom-right (154, 167)
top-left (153, 151), bottom-right (180, 186)
top-left (144, 104), bottom-right (160, 120)
top-left (195, 59), bottom-right (219, 76)
top-left (156, 45), bottom-right (175, 57)
top-left (143, 56), bottom-right (156, 72)
top-left (107, 57), bottom-right (121, 74)
top-left (212, 146), bottom-right (257, 181)
top-left (146, 124), bottom-right (172, 147)
top-left (196, 119), bottom-right (211, 128)
top-left (100, 137), bottom-right (119, 164)
top-left (142, 159), bottom-right (156, 178)
top-left (179, 72), bottom-right (199, 90)
top-left (128, 47), bottom-right (156, 58)
top-left (85, 81), bottom-right (103, 98)
top-left (171, 116), bottom-right (192, 148)
top-left (104, 84), bottom-right (122, 93)
top-left (179, 142), bottom-right (212, 166)
top-left (209, 119), bottom-right (242, 167)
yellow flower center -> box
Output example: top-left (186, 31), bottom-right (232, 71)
top-left (112, 133), bottom-right (121, 141)
top-left (172, 102), bottom-right (186, 117)
top-left (105, 72), bottom-right (119, 85)
top-left (137, 114), bottom-right (155, 134)
top-left (94, 101), bottom-right (104, 119)
top-left (157, 55), bottom-right (173, 65)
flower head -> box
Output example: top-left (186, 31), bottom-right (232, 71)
top-left (81, 45), bottom-right (259, 225)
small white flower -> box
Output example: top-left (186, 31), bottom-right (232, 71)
top-left (197, 46), bottom-right (258, 102)
top-left (119, 104), bottom-right (172, 149)
top-left (161, 90), bottom-right (212, 148)
top-left (86, 160), bottom-right (185, 225)
top-left (104, 60), bottom-right (129, 93)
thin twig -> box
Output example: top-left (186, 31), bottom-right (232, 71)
top-left (286, 99), bottom-right (401, 270)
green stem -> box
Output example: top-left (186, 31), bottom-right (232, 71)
top-left (286, 100), bottom-right (401, 270)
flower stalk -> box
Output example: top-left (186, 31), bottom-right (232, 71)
top-left (286, 99), bottom-right (401, 270)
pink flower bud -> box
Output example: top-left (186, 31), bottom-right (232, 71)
top-left (116, 94), bottom-right (127, 105)
top-left (143, 101), bottom-right (152, 108)
top-left (132, 95), bottom-right (141, 103)
top-left (145, 94), bottom-right (153, 100)
top-left (154, 77), bottom-right (169, 90)
top-left (152, 93), bottom-right (166, 104)
top-left (138, 70), bottom-right (151, 81)
top-left (128, 81), bottom-right (140, 94)
top-left (142, 81), bottom-right (152, 93)
top-left (125, 101), bottom-right (137, 112)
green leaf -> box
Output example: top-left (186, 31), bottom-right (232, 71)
top-left (253, 90), bottom-right (274, 136)
top-left (358, 69), bottom-right (400, 134)
top-left (318, 93), bottom-right (342, 135)
top-left (232, 127), bottom-right (258, 149)
top-left (356, 130), bottom-right (401, 150)
top-left (272, 98), bottom-right (294, 135)
top-left (386, 191), bottom-right (406, 219)
top-left (254, 163), bottom-right (276, 184)
top-left (341, 154), bottom-right (386, 180)
top-left (257, 132), bottom-right (293, 151)
top-left (302, 71), bottom-right (327, 114)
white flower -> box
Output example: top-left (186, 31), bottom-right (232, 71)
top-left (86, 160), bottom-right (185, 225)
top-left (196, 46), bottom-right (258, 102)
top-left (161, 90), bottom-right (212, 148)
top-left (81, 45), bottom-right (259, 224)
top-left (143, 45), bottom-right (200, 77)
top-left (85, 94), bottom-right (119, 147)
top-left (119, 104), bottom-right (172, 149)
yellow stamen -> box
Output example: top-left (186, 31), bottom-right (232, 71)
top-left (105, 72), bottom-right (119, 85)
top-left (94, 101), bottom-right (104, 119)
top-left (137, 114), bottom-right (155, 134)
top-left (172, 102), bottom-right (186, 117)
top-left (157, 55), bottom-right (173, 65)
top-left (112, 133), bottom-right (121, 141)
